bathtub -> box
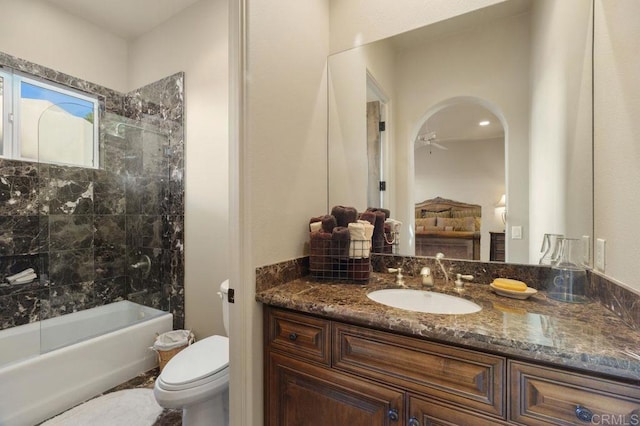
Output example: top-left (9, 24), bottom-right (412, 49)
top-left (0, 301), bottom-right (173, 426)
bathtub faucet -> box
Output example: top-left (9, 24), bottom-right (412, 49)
top-left (130, 254), bottom-right (151, 276)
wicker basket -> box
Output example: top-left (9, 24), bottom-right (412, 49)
top-left (153, 330), bottom-right (195, 371)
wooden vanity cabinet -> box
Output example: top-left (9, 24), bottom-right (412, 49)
top-left (264, 306), bottom-right (640, 426)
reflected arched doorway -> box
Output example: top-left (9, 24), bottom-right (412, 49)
top-left (411, 97), bottom-right (506, 262)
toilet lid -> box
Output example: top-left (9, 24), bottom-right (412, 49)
top-left (161, 335), bottom-right (229, 387)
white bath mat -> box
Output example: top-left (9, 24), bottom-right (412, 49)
top-left (42, 388), bottom-right (163, 426)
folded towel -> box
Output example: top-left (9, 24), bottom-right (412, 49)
top-left (11, 272), bottom-right (37, 285)
top-left (309, 216), bottom-right (323, 230)
top-left (369, 211), bottom-right (386, 236)
top-left (309, 231), bottom-right (332, 273)
top-left (348, 222), bottom-right (373, 258)
top-left (7, 268), bottom-right (35, 283)
top-left (385, 218), bottom-right (402, 234)
top-left (331, 206), bottom-right (358, 227)
top-left (366, 207), bottom-right (391, 220)
top-left (358, 211), bottom-right (376, 225)
top-left (331, 226), bottom-right (350, 258)
top-left (309, 221), bottom-right (322, 233)
top-left (321, 215), bottom-right (337, 233)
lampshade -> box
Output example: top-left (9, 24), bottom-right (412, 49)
top-left (495, 194), bottom-right (506, 208)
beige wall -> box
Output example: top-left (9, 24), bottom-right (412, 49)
top-left (594, 0), bottom-right (640, 290)
top-left (529, 0), bottom-right (592, 264)
top-left (0, 0), bottom-right (128, 92)
top-left (129, 0), bottom-right (230, 339)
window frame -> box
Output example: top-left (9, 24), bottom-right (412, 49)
top-left (1, 68), bottom-right (100, 168)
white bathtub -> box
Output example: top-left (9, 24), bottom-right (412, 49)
top-left (0, 301), bottom-right (173, 426)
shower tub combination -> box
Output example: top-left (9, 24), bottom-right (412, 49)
top-left (0, 300), bottom-right (172, 426)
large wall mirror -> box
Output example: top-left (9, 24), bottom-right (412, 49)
top-left (328, 0), bottom-right (593, 265)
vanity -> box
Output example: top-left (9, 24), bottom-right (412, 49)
top-left (257, 273), bottom-right (640, 425)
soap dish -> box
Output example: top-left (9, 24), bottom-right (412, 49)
top-left (490, 283), bottom-right (537, 300)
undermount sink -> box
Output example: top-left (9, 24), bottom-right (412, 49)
top-left (367, 289), bottom-right (482, 315)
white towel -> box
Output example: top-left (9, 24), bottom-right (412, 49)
top-left (7, 268), bottom-right (35, 284)
top-left (309, 221), bottom-right (322, 233)
top-left (385, 218), bottom-right (402, 234)
top-left (10, 273), bottom-right (37, 285)
top-left (349, 222), bottom-right (373, 258)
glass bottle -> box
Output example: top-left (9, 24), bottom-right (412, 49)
top-left (548, 237), bottom-right (589, 303)
top-left (539, 233), bottom-right (564, 265)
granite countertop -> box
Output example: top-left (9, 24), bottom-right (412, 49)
top-left (256, 273), bottom-right (640, 382)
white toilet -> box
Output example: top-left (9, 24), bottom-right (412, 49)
top-left (154, 280), bottom-right (230, 426)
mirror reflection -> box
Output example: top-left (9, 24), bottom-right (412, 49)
top-left (328, 0), bottom-right (593, 265)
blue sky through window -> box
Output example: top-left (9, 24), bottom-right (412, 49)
top-left (21, 81), bottom-right (93, 118)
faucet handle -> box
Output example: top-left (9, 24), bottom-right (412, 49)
top-left (454, 274), bottom-right (474, 289)
top-left (387, 268), bottom-right (405, 286)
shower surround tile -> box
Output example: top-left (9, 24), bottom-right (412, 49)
top-left (0, 52), bottom-right (185, 331)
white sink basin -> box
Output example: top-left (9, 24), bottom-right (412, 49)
top-left (367, 289), bottom-right (482, 315)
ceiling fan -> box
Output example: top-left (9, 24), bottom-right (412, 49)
top-left (415, 131), bottom-right (448, 151)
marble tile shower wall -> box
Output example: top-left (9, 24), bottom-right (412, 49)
top-left (0, 52), bottom-right (185, 330)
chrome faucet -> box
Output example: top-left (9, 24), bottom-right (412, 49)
top-left (435, 253), bottom-right (449, 282)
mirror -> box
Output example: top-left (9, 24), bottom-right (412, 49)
top-left (328, 0), bottom-right (593, 265)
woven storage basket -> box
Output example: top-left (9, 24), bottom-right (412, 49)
top-left (153, 330), bottom-right (195, 371)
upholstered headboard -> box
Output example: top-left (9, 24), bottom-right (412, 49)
top-left (415, 196), bottom-right (481, 232)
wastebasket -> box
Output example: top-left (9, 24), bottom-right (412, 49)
top-left (152, 330), bottom-right (195, 371)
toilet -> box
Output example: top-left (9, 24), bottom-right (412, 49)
top-left (154, 280), bottom-right (230, 426)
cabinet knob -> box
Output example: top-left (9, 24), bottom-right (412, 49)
top-left (288, 333), bottom-right (298, 341)
top-left (575, 405), bottom-right (593, 422)
top-left (387, 408), bottom-right (399, 421)
top-left (408, 417), bottom-right (420, 426)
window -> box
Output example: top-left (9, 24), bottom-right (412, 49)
top-left (0, 68), bottom-right (99, 168)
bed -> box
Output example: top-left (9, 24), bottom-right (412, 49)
top-left (414, 197), bottom-right (481, 260)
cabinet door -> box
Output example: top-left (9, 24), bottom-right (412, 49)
top-left (409, 395), bottom-right (509, 426)
top-left (510, 361), bottom-right (640, 425)
top-left (267, 352), bottom-right (405, 426)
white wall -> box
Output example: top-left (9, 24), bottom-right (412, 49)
top-left (394, 12), bottom-right (530, 262)
top-left (236, 1), bottom-right (330, 424)
top-left (594, 0), bottom-right (640, 290)
top-left (328, 39), bottom-right (396, 211)
top-left (529, 0), bottom-right (592, 264)
top-left (414, 138), bottom-right (505, 260)
top-left (128, 0), bottom-right (229, 339)
top-left (0, 0), bottom-right (128, 92)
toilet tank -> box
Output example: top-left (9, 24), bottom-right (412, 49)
top-left (219, 280), bottom-right (230, 336)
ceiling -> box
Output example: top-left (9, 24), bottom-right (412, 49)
top-left (416, 102), bottom-right (504, 147)
top-left (44, 0), bottom-right (201, 40)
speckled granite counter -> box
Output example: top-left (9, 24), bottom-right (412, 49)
top-left (256, 273), bottom-right (640, 382)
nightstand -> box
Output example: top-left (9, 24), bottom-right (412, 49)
top-left (490, 232), bottom-right (505, 262)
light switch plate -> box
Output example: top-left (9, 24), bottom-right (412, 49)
top-left (596, 238), bottom-right (606, 272)
top-left (511, 226), bottom-right (522, 239)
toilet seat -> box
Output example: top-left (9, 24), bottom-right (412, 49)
top-left (159, 335), bottom-right (229, 391)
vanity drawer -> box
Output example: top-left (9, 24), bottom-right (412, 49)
top-left (510, 361), bottom-right (640, 425)
top-left (333, 323), bottom-right (506, 418)
top-left (265, 307), bottom-right (330, 365)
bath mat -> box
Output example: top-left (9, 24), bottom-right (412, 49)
top-left (42, 388), bottom-right (164, 426)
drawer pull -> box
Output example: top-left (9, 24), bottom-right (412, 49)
top-left (288, 332), bottom-right (298, 341)
top-left (387, 408), bottom-right (399, 421)
top-left (575, 405), bottom-right (593, 422)
top-left (408, 417), bottom-right (420, 426)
